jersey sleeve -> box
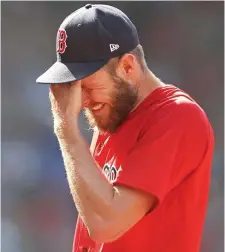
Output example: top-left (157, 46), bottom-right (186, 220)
top-left (114, 101), bottom-right (211, 204)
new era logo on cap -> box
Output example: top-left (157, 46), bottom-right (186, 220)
top-left (110, 44), bottom-right (119, 52)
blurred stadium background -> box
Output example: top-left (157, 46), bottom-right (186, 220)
top-left (1, 1), bottom-right (224, 252)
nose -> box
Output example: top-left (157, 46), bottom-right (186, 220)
top-left (82, 89), bottom-right (90, 107)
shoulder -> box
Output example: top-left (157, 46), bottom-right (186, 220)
top-left (168, 89), bottom-right (210, 129)
top-left (141, 86), bottom-right (211, 139)
top-left (153, 85), bottom-right (209, 123)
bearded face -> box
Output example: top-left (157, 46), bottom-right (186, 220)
top-left (84, 74), bottom-right (138, 133)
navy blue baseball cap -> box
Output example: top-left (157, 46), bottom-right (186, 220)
top-left (36, 4), bottom-right (139, 84)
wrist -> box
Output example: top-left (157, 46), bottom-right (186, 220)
top-left (54, 117), bottom-right (80, 140)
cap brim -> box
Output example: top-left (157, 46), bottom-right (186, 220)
top-left (36, 60), bottom-right (108, 84)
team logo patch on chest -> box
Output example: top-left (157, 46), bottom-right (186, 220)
top-left (102, 163), bottom-right (122, 183)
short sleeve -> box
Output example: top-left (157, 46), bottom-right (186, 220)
top-left (114, 101), bottom-right (210, 203)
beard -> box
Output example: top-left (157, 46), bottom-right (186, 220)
top-left (83, 76), bottom-right (138, 134)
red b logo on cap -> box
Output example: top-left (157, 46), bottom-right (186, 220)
top-left (57, 29), bottom-right (68, 54)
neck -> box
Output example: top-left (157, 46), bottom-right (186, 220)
top-left (132, 70), bottom-right (166, 111)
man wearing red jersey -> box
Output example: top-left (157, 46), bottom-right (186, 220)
top-left (36, 4), bottom-right (214, 252)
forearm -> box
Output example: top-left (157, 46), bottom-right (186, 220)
top-left (57, 130), bottom-right (116, 225)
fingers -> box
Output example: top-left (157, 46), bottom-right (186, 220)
top-left (50, 83), bottom-right (70, 96)
top-left (70, 80), bottom-right (82, 98)
top-left (48, 80), bottom-right (83, 119)
top-left (70, 80), bottom-right (81, 88)
top-left (50, 81), bottom-right (81, 96)
top-left (49, 80), bottom-right (82, 105)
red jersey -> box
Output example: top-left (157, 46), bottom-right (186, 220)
top-left (73, 85), bottom-right (214, 252)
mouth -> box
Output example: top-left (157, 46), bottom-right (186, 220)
top-left (91, 103), bottom-right (105, 113)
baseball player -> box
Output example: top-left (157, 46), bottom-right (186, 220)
top-left (36, 4), bottom-right (214, 252)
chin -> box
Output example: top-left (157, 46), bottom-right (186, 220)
top-left (98, 118), bottom-right (124, 134)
